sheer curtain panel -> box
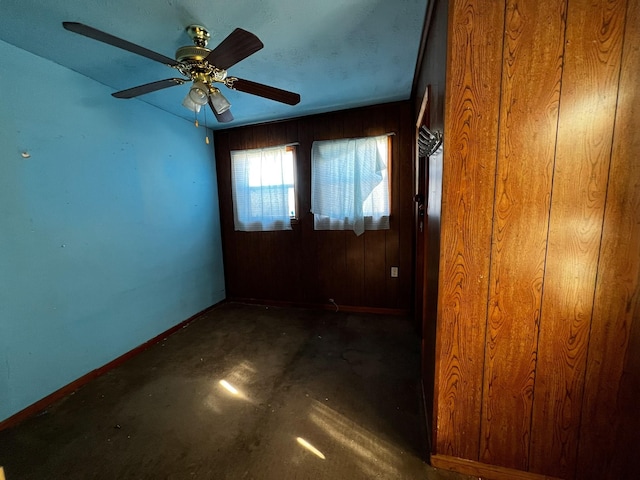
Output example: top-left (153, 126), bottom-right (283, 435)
top-left (231, 145), bottom-right (295, 231)
top-left (311, 134), bottom-right (391, 236)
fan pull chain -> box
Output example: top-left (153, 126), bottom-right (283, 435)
top-left (204, 106), bottom-right (210, 144)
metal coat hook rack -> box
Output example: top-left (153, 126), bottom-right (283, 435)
top-left (418, 125), bottom-right (443, 157)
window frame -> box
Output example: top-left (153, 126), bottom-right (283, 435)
top-left (230, 143), bottom-right (299, 232)
top-left (310, 133), bottom-right (393, 235)
top-left (285, 145), bottom-right (299, 221)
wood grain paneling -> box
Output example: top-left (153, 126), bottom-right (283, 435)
top-left (434, 0), bottom-right (504, 460)
top-left (480, 0), bottom-right (565, 469)
top-left (577, 0), bottom-right (640, 477)
top-left (364, 231), bottom-right (387, 307)
top-left (214, 102), bottom-right (413, 312)
top-left (530, 2), bottom-right (626, 476)
top-left (433, 0), bottom-right (639, 477)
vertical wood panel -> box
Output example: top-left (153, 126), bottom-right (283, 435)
top-left (316, 231), bottom-right (348, 303)
top-left (363, 231), bottom-right (387, 306)
top-left (396, 102), bottom-right (414, 308)
top-left (577, 0), bottom-right (640, 477)
top-left (480, 0), bottom-right (566, 469)
top-left (344, 232), bottom-right (365, 305)
top-left (434, 0), bottom-right (504, 460)
top-left (530, 2), bottom-right (626, 476)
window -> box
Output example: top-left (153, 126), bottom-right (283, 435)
top-left (311, 134), bottom-right (391, 236)
top-left (231, 144), bottom-right (297, 231)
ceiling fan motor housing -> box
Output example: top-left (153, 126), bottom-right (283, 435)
top-left (177, 24), bottom-right (212, 61)
top-left (176, 25), bottom-right (228, 85)
top-left (175, 45), bottom-right (211, 62)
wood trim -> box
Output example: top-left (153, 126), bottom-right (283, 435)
top-left (0, 302), bottom-right (225, 432)
top-left (229, 297), bottom-right (410, 316)
top-left (416, 84), bottom-right (430, 130)
top-left (431, 455), bottom-right (564, 480)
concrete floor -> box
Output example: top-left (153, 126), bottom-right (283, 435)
top-left (0, 303), bottom-right (475, 480)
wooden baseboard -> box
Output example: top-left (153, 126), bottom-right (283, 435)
top-left (0, 302), bottom-right (224, 432)
top-left (229, 297), bottom-right (411, 316)
top-left (430, 454), bottom-right (564, 480)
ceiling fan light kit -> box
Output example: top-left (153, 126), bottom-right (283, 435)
top-left (181, 94), bottom-right (201, 113)
top-left (62, 22), bottom-right (301, 124)
top-left (187, 81), bottom-right (210, 106)
top-left (208, 88), bottom-right (231, 114)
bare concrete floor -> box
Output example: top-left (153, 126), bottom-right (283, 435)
top-left (0, 303), bottom-right (474, 480)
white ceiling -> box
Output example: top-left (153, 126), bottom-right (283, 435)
top-left (0, 0), bottom-right (428, 129)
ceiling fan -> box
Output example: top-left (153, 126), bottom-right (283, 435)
top-left (62, 22), bottom-right (301, 123)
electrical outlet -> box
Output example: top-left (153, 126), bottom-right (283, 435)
top-left (391, 266), bottom-right (398, 278)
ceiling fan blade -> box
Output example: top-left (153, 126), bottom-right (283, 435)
top-left (208, 100), bottom-right (234, 123)
top-left (229, 78), bottom-right (301, 105)
top-left (63, 22), bottom-right (180, 66)
top-left (205, 28), bottom-right (263, 69)
top-left (112, 78), bottom-right (186, 98)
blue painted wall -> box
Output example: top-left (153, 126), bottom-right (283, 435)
top-left (0, 40), bottom-right (226, 422)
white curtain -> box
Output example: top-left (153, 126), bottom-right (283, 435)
top-left (231, 145), bottom-right (294, 231)
top-left (311, 134), bottom-right (391, 236)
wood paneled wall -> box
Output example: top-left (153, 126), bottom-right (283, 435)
top-left (432, 0), bottom-right (639, 479)
top-left (413, 0), bottom-right (449, 451)
top-left (214, 102), bottom-right (414, 313)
